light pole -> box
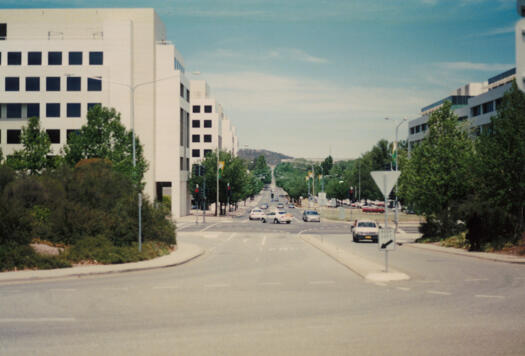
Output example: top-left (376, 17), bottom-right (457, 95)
top-left (385, 117), bottom-right (408, 232)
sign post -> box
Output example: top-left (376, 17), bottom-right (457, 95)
top-left (370, 171), bottom-right (401, 272)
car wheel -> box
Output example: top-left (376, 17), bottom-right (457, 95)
top-left (262, 219), bottom-right (266, 223)
top-left (274, 219), bottom-right (278, 224)
top-left (287, 221), bottom-right (291, 224)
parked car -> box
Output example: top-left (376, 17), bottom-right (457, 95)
top-left (352, 220), bottom-right (379, 243)
top-left (302, 210), bottom-right (321, 222)
top-left (262, 210), bottom-right (293, 224)
top-left (277, 202), bottom-right (284, 209)
top-left (260, 203), bottom-right (269, 210)
top-left (249, 208), bottom-right (265, 220)
top-left (288, 203), bottom-right (295, 209)
top-left (362, 206), bottom-right (385, 213)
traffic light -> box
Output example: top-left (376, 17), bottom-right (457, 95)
top-left (227, 183), bottom-right (232, 198)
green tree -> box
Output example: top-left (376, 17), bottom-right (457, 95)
top-left (321, 155), bottom-right (333, 176)
top-left (63, 105), bottom-right (148, 189)
top-left (400, 101), bottom-right (474, 238)
top-left (8, 116), bottom-right (51, 175)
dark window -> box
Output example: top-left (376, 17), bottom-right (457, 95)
top-left (415, 125), bottom-right (421, 133)
top-left (0, 23), bottom-right (6, 40)
top-left (186, 89), bottom-right (190, 102)
top-left (204, 105), bottom-right (212, 113)
top-left (88, 103), bottom-right (101, 111)
top-left (421, 123), bottom-right (428, 132)
top-left (204, 134), bottom-right (212, 143)
top-left (482, 101), bottom-right (494, 114)
top-left (67, 103), bottom-right (81, 118)
top-left (204, 149), bottom-right (212, 156)
top-left (8, 52), bottom-right (21, 65)
top-left (180, 109), bottom-right (184, 145)
top-left (470, 105), bottom-right (481, 117)
top-left (192, 120), bottom-right (200, 128)
top-left (192, 105), bottom-right (201, 113)
top-left (410, 127), bottom-right (415, 135)
top-left (186, 113), bottom-right (189, 148)
top-left (46, 77), bottom-right (61, 91)
top-left (46, 129), bottom-right (60, 144)
top-left (48, 51), bottom-right (62, 65)
top-left (27, 103), bottom-right (40, 118)
top-left (87, 78), bottom-right (102, 91)
top-left (26, 77), bottom-right (40, 91)
top-left (67, 77), bottom-right (81, 91)
top-left (204, 120), bottom-right (212, 128)
top-left (458, 116), bottom-right (468, 122)
top-left (46, 103), bottom-right (60, 118)
top-left (68, 51), bottom-right (82, 65)
top-left (67, 129), bottom-right (80, 143)
top-left (192, 149), bottom-right (200, 158)
top-left (28, 51), bottom-right (42, 65)
top-left (180, 83), bottom-right (184, 98)
top-left (89, 51), bottom-right (103, 65)
top-left (5, 77), bottom-right (19, 91)
top-left (192, 134), bottom-right (200, 143)
top-left (495, 98), bottom-right (503, 110)
top-left (186, 158), bottom-right (189, 171)
top-left (7, 130), bottom-right (21, 144)
top-left (6, 104), bottom-right (22, 118)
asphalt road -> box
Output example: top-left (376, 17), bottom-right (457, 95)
top-left (1, 188), bottom-right (524, 355)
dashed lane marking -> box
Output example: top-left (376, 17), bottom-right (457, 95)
top-left (475, 294), bottom-right (505, 299)
top-left (308, 280), bottom-right (335, 285)
top-left (415, 280), bottom-right (440, 284)
top-left (200, 223), bottom-right (219, 232)
top-left (426, 290), bottom-right (451, 296)
top-left (465, 278), bottom-right (489, 282)
top-left (262, 235), bottom-right (267, 246)
top-left (396, 287), bottom-right (411, 291)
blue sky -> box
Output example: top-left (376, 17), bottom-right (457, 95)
top-left (2, 0), bottom-right (519, 159)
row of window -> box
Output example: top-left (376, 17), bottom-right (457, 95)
top-left (470, 98), bottom-right (502, 117)
top-left (0, 51), bottom-right (103, 66)
top-left (0, 128), bottom-right (79, 144)
top-left (0, 102), bottom-right (100, 119)
top-left (191, 149), bottom-right (212, 158)
top-left (192, 105), bottom-right (213, 114)
top-left (409, 123), bottom-right (428, 135)
top-left (3, 76), bottom-right (102, 92)
top-left (192, 134), bottom-right (212, 143)
top-left (180, 83), bottom-right (190, 103)
top-left (192, 119), bottom-right (213, 128)
top-left (180, 109), bottom-right (190, 149)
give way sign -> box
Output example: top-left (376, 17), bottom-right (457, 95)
top-left (370, 171), bottom-right (401, 198)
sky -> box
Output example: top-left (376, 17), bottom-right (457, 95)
top-left (1, 0), bottom-right (520, 159)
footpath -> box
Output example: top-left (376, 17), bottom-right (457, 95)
top-left (0, 243), bottom-right (203, 284)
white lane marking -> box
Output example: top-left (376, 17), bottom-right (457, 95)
top-left (200, 223), bottom-right (218, 232)
top-left (49, 288), bottom-right (76, 292)
top-left (153, 286), bottom-right (180, 290)
top-left (308, 280), bottom-right (335, 285)
top-left (259, 282), bottom-right (282, 286)
top-left (0, 317), bottom-right (75, 323)
top-left (103, 287), bottom-right (129, 291)
top-left (396, 287), bottom-right (411, 291)
top-left (427, 290), bottom-right (451, 296)
top-left (465, 278), bottom-right (489, 282)
top-left (279, 247), bottom-right (289, 251)
top-left (226, 233), bottom-right (236, 241)
top-left (416, 280), bottom-right (440, 284)
top-left (261, 235), bottom-right (267, 246)
top-left (203, 233), bottom-right (219, 239)
top-left (374, 282), bottom-right (387, 287)
top-left (204, 283), bottom-right (230, 288)
top-left (475, 294), bottom-right (505, 299)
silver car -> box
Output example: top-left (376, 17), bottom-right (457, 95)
top-left (302, 210), bottom-right (320, 222)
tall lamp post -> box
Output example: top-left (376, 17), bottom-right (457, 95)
top-left (384, 117), bottom-right (408, 232)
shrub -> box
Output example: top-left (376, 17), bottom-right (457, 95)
top-left (0, 243), bottom-right (71, 272)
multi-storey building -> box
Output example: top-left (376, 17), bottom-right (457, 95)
top-left (0, 9), bottom-right (191, 217)
top-left (407, 68), bottom-right (516, 151)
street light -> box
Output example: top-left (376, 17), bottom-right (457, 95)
top-left (384, 117), bottom-right (408, 232)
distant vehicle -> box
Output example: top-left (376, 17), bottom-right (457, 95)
top-left (302, 210), bottom-right (321, 222)
top-left (362, 206), bottom-right (384, 213)
top-left (249, 208), bottom-right (265, 220)
top-left (262, 210), bottom-right (292, 224)
top-left (260, 203), bottom-right (269, 210)
top-left (288, 203), bottom-right (295, 209)
top-left (277, 202), bottom-right (284, 209)
top-left (352, 220), bottom-right (379, 243)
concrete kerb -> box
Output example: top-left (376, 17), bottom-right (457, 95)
top-left (406, 243), bottom-right (525, 264)
top-left (299, 234), bottom-right (410, 282)
top-left (0, 242), bottom-right (204, 284)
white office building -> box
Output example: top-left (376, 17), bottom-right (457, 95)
top-left (0, 9), bottom-right (191, 217)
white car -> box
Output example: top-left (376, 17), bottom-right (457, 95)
top-left (249, 208), bottom-right (265, 220)
top-left (262, 210), bottom-right (293, 224)
top-left (352, 220), bottom-right (379, 243)
top-left (302, 210), bottom-right (321, 222)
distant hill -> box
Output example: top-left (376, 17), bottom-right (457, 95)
top-left (237, 149), bottom-right (293, 166)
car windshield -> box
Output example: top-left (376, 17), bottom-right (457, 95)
top-left (358, 222), bottom-right (376, 228)
top-left (307, 211), bottom-right (318, 215)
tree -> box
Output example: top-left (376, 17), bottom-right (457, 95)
top-left (400, 101), bottom-right (474, 238)
top-left (321, 155), bottom-right (333, 175)
top-left (8, 116), bottom-right (51, 175)
top-left (63, 105), bottom-right (148, 189)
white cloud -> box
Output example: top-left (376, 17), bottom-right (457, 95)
top-left (206, 47), bottom-right (329, 64)
top-left (434, 61), bottom-right (513, 72)
top-left (469, 25), bottom-right (515, 37)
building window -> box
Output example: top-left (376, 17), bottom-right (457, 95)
top-left (89, 51), bottom-right (103, 65)
top-left (180, 83), bottom-right (184, 98)
top-left (8, 52), bottom-right (21, 65)
top-left (48, 51), bottom-right (62, 65)
top-left (421, 123), bottom-right (428, 132)
top-left (25, 77), bottom-right (40, 91)
top-left (204, 134), bottom-right (212, 143)
top-left (46, 77), bottom-right (61, 91)
top-left (495, 98), bottom-right (503, 110)
top-left (28, 52), bottom-right (42, 65)
top-left (46, 103), bottom-right (60, 118)
top-left (482, 101), bottom-right (494, 114)
top-left (67, 129), bottom-right (80, 143)
top-left (204, 105), bottom-right (212, 113)
top-left (410, 127), bottom-right (415, 135)
top-left (0, 23), bottom-right (6, 40)
top-left (471, 105), bottom-right (481, 117)
top-left (68, 51), bottom-right (82, 65)
top-left (6, 104), bottom-right (22, 118)
top-left (204, 149), bottom-right (212, 156)
top-left (46, 129), bottom-right (60, 144)
top-left (87, 78), bottom-right (102, 91)
top-left (67, 103), bottom-right (81, 118)
top-left (7, 129), bottom-right (21, 144)
top-left (415, 125), bottom-right (420, 133)
top-left (186, 112), bottom-right (190, 148)
top-left (186, 89), bottom-right (190, 102)
top-left (186, 158), bottom-right (189, 171)
top-left (192, 105), bottom-right (201, 113)
top-left (88, 103), bottom-right (101, 111)
top-left (192, 120), bottom-right (200, 128)
top-left (458, 116), bottom-right (468, 122)
top-left (192, 149), bottom-right (200, 158)
top-left (5, 77), bottom-right (19, 91)
top-left (67, 76), bottom-right (81, 91)
top-left (192, 134), bottom-right (200, 143)
top-left (27, 103), bottom-right (40, 118)
top-left (204, 120), bottom-right (212, 128)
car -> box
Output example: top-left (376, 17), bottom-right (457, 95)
top-left (262, 210), bottom-right (293, 224)
top-left (249, 208), bottom-right (265, 220)
top-left (352, 220), bottom-right (379, 243)
top-left (362, 206), bottom-right (385, 213)
top-left (302, 210), bottom-right (321, 222)
top-left (260, 203), bottom-right (269, 210)
top-left (288, 203), bottom-right (295, 208)
top-left (277, 202), bottom-right (284, 209)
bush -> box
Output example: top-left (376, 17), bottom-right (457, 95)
top-left (0, 243), bottom-right (71, 272)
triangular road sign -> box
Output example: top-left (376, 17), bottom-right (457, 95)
top-left (370, 171), bottom-right (401, 198)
